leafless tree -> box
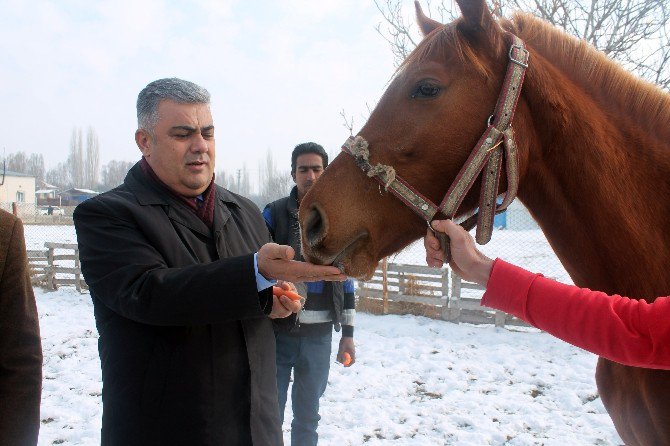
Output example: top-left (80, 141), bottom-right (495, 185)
top-left (214, 169), bottom-right (231, 189)
top-left (257, 150), bottom-right (292, 206)
top-left (6, 151), bottom-right (28, 173)
top-left (374, 0), bottom-right (670, 89)
top-left (100, 160), bottom-right (134, 191)
top-left (216, 165), bottom-right (253, 196)
top-left (26, 154), bottom-right (45, 183)
top-left (5, 151), bottom-right (45, 182)
top-left (340, 109), bottom-right (355, 136)
top-left (68, 128), bottom-right (84, 187)
top-left (84, 127), bottom-right (100, 189)
top-left (238, 164), bottom-right (252, 197)
top-left (66, 126), bottom-right (102, 189)
top-left (46, 162), bottom-right (71, 189)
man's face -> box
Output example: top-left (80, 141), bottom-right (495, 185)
top-left (293, 153), bottom-right (325, 200)
top-left (135, 99), bottom-right (215, 197)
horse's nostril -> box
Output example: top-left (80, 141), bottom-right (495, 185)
top-left (304, 205), bottom-right (327, 247)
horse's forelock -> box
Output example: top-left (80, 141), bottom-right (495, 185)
top-left (398, 20), bottom-right (506, 81)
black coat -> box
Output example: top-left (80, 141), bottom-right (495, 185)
top-left (74, 163), bottom-right (283, 446)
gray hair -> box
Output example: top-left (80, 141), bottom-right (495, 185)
top-left (136, 78), bottom-right (211, 132)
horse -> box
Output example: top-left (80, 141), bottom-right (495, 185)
top-left (297, 0), bottom-right (670, 444)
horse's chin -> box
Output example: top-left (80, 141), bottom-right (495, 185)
top-left (302, 233), bottom-right (378, 280)
top-left (336, 249), bottom-right (379, 280)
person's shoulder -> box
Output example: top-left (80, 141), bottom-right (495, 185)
top-left (265, 195), bottom-right (290, 209)
top-left (0, 208), bottom-right (19, 225)
top-left (73, 184), bottom-right (139, 222)
top-left (0, 208), bottom-right (20, 237)
top-left (216, 185), bottom-right (261, 213)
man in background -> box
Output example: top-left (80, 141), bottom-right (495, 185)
top-left (0, 208), bottom-right (42, 445)
top-left (263, 142), bottom-right (356, 446)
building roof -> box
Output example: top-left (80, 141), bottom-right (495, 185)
top-left (2, 170), bottom-right (35, 178)
top-left (38, 180), bottom-right (58, 189)
top-left (62, 188), bottom-right (99, 195)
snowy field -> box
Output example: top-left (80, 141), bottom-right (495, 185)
top-left (36, 289), bottom-right (622, 445)
top-left (27, 224), bottom-right (622, 445)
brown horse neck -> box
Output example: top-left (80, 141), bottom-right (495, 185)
top-left (511, 49), bottom-right (670, 298)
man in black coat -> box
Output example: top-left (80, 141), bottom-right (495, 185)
top-left (74, 78), bottom-right (345, 446)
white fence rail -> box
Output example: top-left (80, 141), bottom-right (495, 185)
top-left (357, 261), bottom-right (528, 328)
top-left (27, 242), bottom-right (87, 292)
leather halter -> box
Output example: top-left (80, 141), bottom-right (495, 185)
top-left (341, 34), bottom-right (529, 261)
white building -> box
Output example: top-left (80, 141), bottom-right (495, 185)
top-left (0, 170), bottom-right (36, 204)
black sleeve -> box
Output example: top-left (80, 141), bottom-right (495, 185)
top-left (75, 198), bottom-right (269, 327)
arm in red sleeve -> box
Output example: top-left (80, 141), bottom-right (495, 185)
top-left (481, 259), bottom-right (670, 370)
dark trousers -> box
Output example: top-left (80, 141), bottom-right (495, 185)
top-left (275, 330), bottom-right (332, 446)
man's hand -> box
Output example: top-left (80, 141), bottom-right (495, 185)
top-left (425, 220), bottom-right (494, 287)
top-left (337, 337), bottom-right (355, 367)
top-left (258, 243), bottom-right (347, 282)
top-left (268, 281), bottom-right (302, 319)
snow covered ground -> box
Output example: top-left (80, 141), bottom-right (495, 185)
top-left (29, 224), bottom-right (622, 445)
top-left (36, 288), bottom-right (622, 445)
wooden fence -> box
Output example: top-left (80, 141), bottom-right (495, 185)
top-left (24, 245), bottom-right (525, 327)
top-left (356, 260), bottom-right (528, 328)
top-left (27, 243), bottom-right (87, 292)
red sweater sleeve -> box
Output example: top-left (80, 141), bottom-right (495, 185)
top-left (481, 259), bottom-right (670, 370)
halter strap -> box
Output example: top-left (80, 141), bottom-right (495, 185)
top-left (341, 34), bottom-right (528, 257)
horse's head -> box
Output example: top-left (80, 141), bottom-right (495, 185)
top-left (299, 0), bottom-right (528, 279)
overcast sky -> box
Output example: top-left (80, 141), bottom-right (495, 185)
top-left (0, 0), bottom-right (414, 188)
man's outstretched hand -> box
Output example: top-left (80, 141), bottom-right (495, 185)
top-left (258, 243), bottom-right (347, 282)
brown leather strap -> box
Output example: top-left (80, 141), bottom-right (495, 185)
top-left (341, 34), bottom-right (529, 259)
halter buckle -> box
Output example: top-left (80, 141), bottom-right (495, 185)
top-left (509, 44), bottom-right (529, 68)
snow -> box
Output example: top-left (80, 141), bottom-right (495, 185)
top-left (34, 293), bottom-right (623, 445)
top-left (28, 224), bottom-right (622, 445)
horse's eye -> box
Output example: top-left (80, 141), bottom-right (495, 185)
top-left (412, 83), bottom-right (441, 99)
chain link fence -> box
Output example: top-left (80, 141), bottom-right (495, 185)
top-left (387, 201), bottom-right (570, 284)
top-left (12, 200), bottom-right (569, 293)
top-left (3, 202), bottom-right (78, 251)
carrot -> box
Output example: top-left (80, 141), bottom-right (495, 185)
top-left (272, 286), bottom-right (302, 302)
top-left (342, 351), bottom-right (352, 367)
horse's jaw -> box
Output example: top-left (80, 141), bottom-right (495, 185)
top-left (301, 231), bottom-right (378, 280)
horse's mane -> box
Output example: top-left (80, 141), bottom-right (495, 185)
top-left (510, 12), bottom-right (670, 141)
top-left (400, 12), bottom-right (670, 141)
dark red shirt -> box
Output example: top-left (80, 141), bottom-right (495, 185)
top-left (482, 259), bottom-right (670, 369)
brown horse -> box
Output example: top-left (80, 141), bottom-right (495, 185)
top-left (298, 0), bottom-right (670, 444)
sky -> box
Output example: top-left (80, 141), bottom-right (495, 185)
top-left (0, 0), bottom-right (411, 189)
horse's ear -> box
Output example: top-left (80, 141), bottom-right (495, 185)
top-left (415, 1), bottom-right (442, 36)
top-left (455, 0), bottom-right (493, 34)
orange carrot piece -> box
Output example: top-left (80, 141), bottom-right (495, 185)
top-left (272, 286), bottom-right (302, 301)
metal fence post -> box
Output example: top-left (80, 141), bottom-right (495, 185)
top-left (446, 270), bottom-right (462, 322)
